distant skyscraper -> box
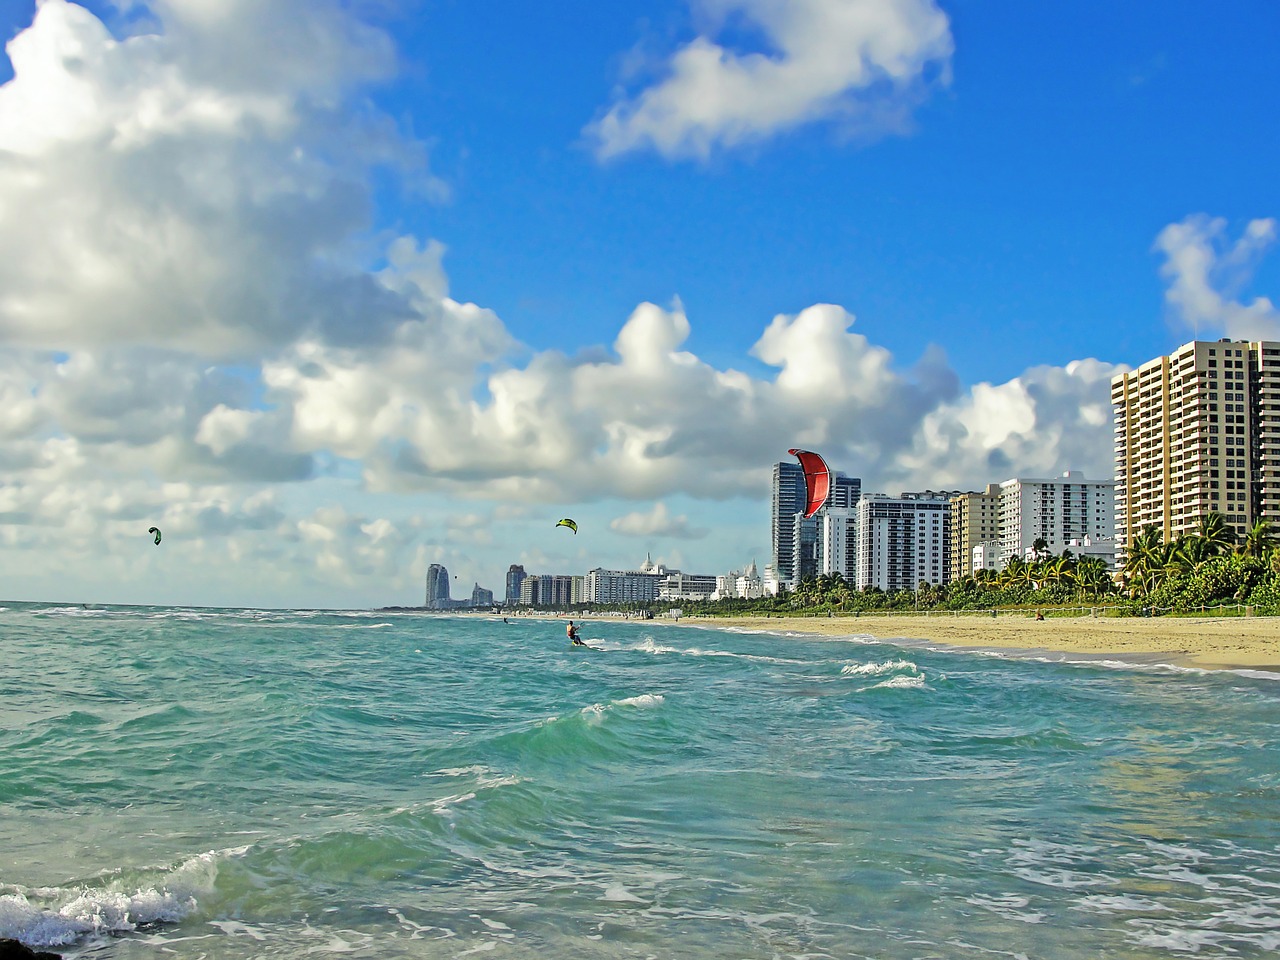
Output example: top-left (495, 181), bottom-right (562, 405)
top-left (505, 564), bottom-right (526, 605)
top-left (470, 583), bottom-right (494, 607)
top-left (773, 460), bottom-right (861, 587)
top-left (771, 461), bottom-right (805, 585)
top-left (829, 473), bottom-right (861, 509)
top-left (425, 563), bottom-right (450, 609)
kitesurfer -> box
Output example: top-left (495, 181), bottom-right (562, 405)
top-left (567, 620), bottom-right (585, 645)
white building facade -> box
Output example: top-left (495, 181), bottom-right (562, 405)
top-left (855, 494), bottom-right (951, 592)
top-left (998, 471), bottom-right (1115, 564)
top-left (820, 507), bottom-right (858, 579)
top-left (586, 568), bottom-right (662, 604)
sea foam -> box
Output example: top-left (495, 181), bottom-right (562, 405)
top-left (0, 850), bottom-right (219, 948)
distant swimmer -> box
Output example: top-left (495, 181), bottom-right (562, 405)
top-left (567, 620), bottom-right (585, 646)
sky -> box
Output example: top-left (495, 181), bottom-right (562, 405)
top-left (0, 0), bottom-right (1277, 608)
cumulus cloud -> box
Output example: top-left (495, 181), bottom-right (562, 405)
top-left (253, 297), bottom-right (1116, 502)
top-left (611, 502), bottom-right (709, 539)
top-left (586, 0), bottom-right (953, 160)
top-left (0, 2), bottom-right (1127, 605)
top-left (1155, 214), bottom-right (1280, 341)
top-left (0, 0), bottom-right (423, 356)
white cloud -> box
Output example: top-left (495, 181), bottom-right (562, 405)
top-left (0, 0), bottom-right (423, 356)
top-left (1155, 214), bottom-right (1280, 341)
top-left (610, 502), bottom-right (709, 539)
top-left (586, 0), bottom-right (952, 160)
top-left (0, 2), bottom-right (1131, 606)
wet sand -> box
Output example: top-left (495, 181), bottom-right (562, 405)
top-left (682, 612), bottom-right (1280, 672)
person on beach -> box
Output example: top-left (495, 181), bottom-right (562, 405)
top-left (567, 620), bottom-right (584, 645)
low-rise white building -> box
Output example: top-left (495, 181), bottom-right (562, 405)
top-left (972, 540), bottom-right (1003, 574)
top-left (1065, 535), bottom-right (1118, 570)
top-left (658, 571), bottom-right (718, 602)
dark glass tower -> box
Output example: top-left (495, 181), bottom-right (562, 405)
top-left (771, 461), bottom-right (805, 584)
top-left (505, 564), bottom-right (526, 605)
top-left (425, 563), bottom-right (450, 609)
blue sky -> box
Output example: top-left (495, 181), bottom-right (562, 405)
top-left (0, 0), bottom-right (1276, 607)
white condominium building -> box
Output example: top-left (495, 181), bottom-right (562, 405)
top-left (854, 494), bottom-right (950, 592)
top-left (1112, 339), bottom-right (1280, 554)
top-left (586, 568), bottom-right (661, 604)
top-left (820, 507), bottom-right (858, 580)
top-left (998, 471), bottom-right (1114, 563)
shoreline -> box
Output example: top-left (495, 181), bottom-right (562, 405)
top-left (675, 613), bottom-right (1280, 673)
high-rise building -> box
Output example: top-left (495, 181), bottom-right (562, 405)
top-left (771, 461), bottom-right (805, 585)
top-left (820, 507), bottom-right (858, 579)
top-left (948, 484), bottom-right (1001, 580)
top-left (586, 568), bottom-right (661, 604)
top-left (1112, 339), bottom-right (1280, 554)
top-left (470, 583), bottom-right (494, 607)
top-left (854, 493), bottom-right (953, 592)
top-left (425, 563), bottom-right (450, 608)
top-left (516, 574), bottom-right (583, 607)
top-left (772, 461), bottom-right (860, 586)
top-left (998, 472), bottom-right (1114, 564)
top-left (829, 474), bottom-right (861, 509)
top-left (505, 564), bottom-right (526, 605)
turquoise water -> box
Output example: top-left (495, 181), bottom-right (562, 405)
top-left (3, 604), bottom-right (1280, 958)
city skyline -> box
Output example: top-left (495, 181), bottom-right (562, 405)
top-left (0, 2), bottom-right (1276, 607)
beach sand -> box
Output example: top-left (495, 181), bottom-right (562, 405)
top-left (684, 612), bottom-right (1280, 672)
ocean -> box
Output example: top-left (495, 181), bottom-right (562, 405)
top-left (2, 603), bottom-right (1279, 959)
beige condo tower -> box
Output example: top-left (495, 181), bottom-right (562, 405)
top-left (1111, 339), bottom-right (1280, 558)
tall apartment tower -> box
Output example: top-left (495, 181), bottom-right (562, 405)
top-left (820, 507), bottom-right (859, 579)
top-left (829, 474), bottom-right (862, 509)
top-left (505, 564), bottom-right (526, 605)
top-left (948, 484), bottom-right (1001, 580)
top-left (425, 563), bottom-right (450, 608)
top-left (1112, 339), bottom-right (1280, 553)
top-left (772, 461), bottom-right (861, 586)
top-left (771, 461), bottom-right (805, 585)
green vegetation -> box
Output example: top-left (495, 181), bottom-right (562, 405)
top-left (758, 513), bottom-right (1280, 618)
top-left (691, 513), bottom-right (1280, 619)
top-left (508, 514), bottom-right (1280, 619)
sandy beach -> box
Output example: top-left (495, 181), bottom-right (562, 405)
top-left (685, 612), bottom-right (1280, 672)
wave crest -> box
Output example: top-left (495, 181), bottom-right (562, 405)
top-left (0, 851), bottom-right (219, 948)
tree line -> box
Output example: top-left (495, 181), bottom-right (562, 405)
top-left (684, 512), bottom-right (1280, 617)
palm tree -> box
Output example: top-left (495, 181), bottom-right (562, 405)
top-left (792, 576), bottom-right (820, 608)
top-left (1121, 525), bottom-right (1163, 597)
top-left (1074, 556), bottom-right (1113, 598)
top-left (1193, 512), bottom-right (1235, 556)
top-left (1176, 535), bottom-right (1215, 568)
top-left (1000, 556), bottom-right (1029, 590)
top-left (1240, 519), bottom-right (1276, 559)
top-left (1043, 555), bottom-right (1076, 589)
